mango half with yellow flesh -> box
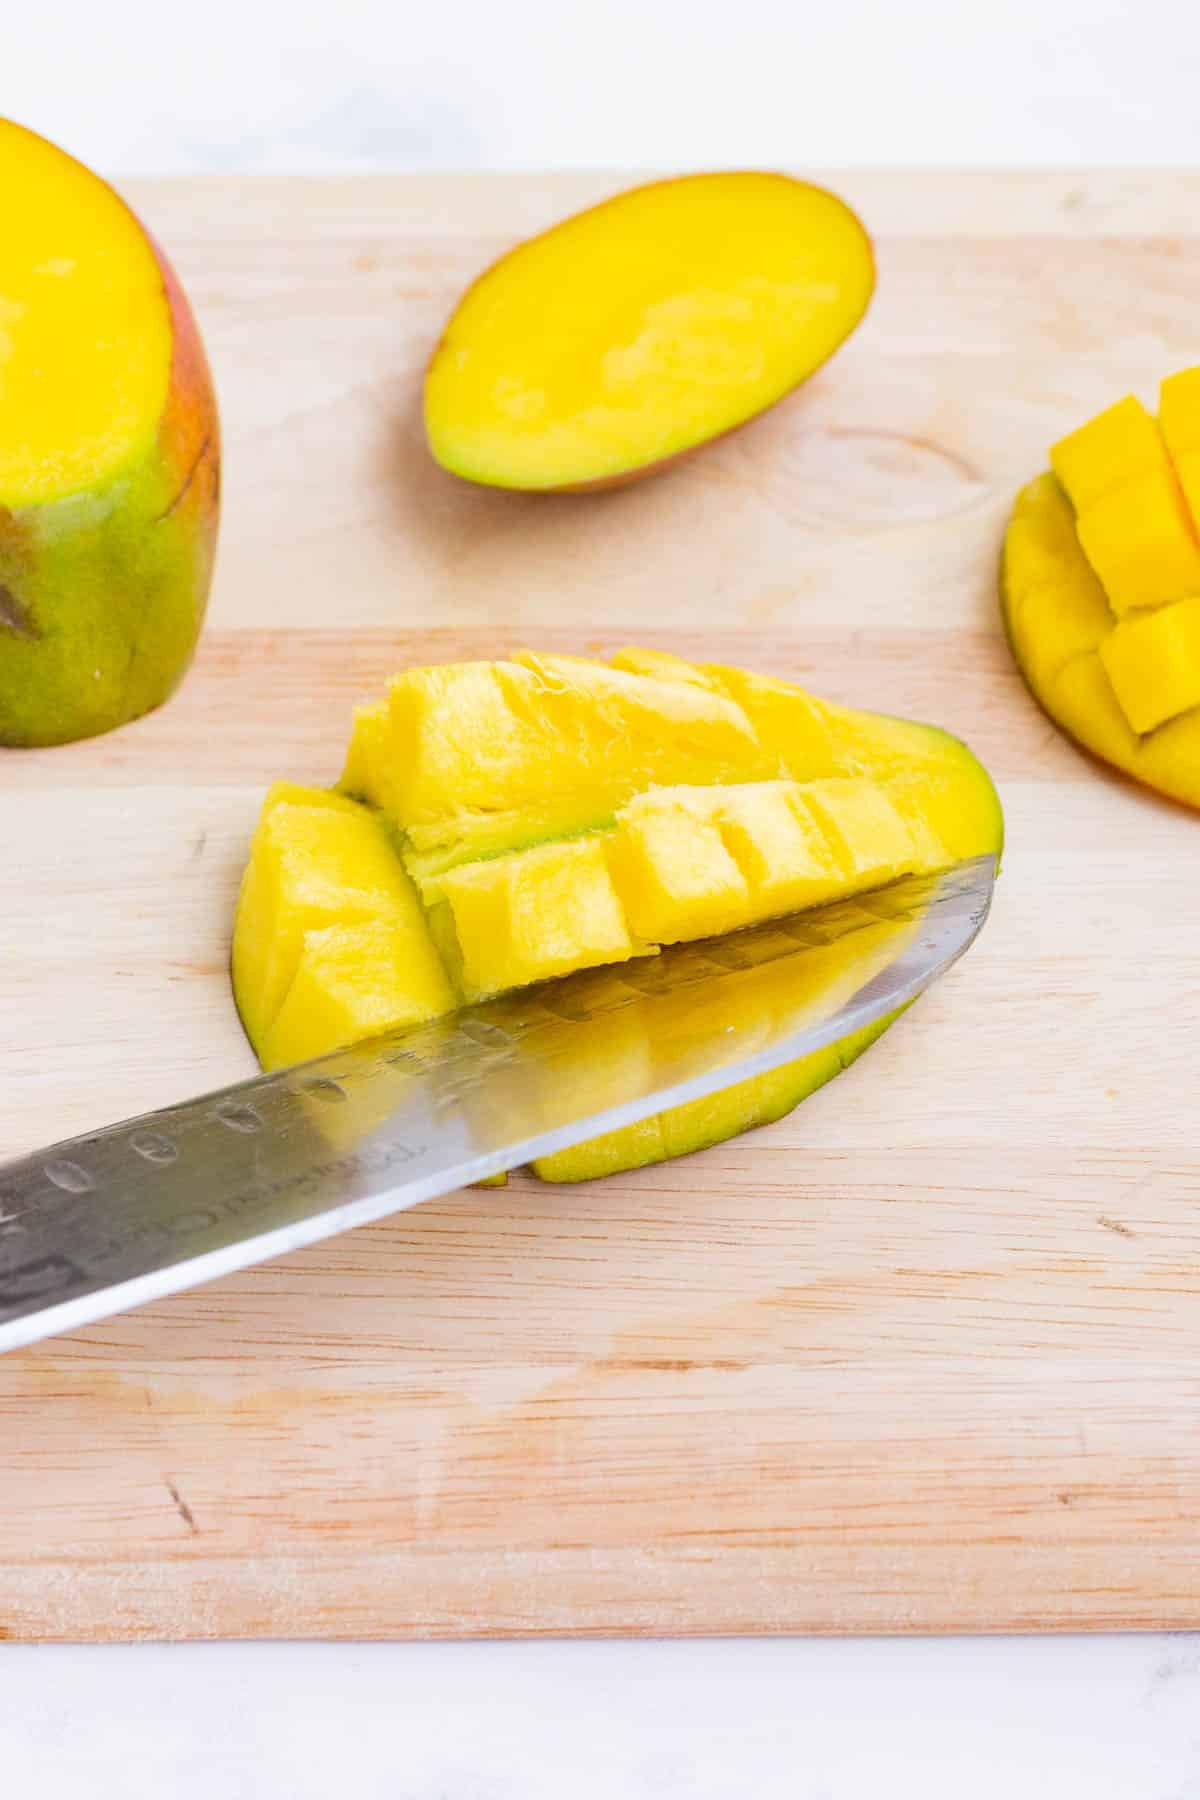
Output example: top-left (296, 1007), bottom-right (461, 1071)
top-left (232, 652), bottom-right (999, 1182)
top-left (424, 173), bottom-right (874, 492)
top-left (1003, 371), bottom-right (1200, 805)
top-left (0, 119), bottom-right (219, 746)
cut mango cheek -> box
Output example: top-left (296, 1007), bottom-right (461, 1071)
top-left (1075, 468), bottom-right (1200, 615)
top-left (423, 172), bottom-right (874, 492)
top-left (1099, 595), bottom-right (1200, 734)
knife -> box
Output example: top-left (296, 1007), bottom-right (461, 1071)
top-left (0, 854), bottom-right (995, 1354)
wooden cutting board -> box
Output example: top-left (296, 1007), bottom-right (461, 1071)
top-left (3, 171), bottom-right (1200, 1641)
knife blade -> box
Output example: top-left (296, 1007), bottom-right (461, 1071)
top-left (0, 854), bottom-right (995, 1353)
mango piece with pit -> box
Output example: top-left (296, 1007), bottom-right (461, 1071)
top-left (233, 649), bottom-right (1001, 1181)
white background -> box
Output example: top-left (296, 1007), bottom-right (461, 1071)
top-left (7, 0), bottom-right (1200, 176)
top-left (6, 1), bottom-right (1200, 1792)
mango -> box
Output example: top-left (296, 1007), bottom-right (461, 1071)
top-left (0, 119), bottom-right (218, 746)
top-left (424, 173), bottom-right (874, 492)
top-left (1099, 598), bottom-right (1200, 736)
top-left (1003, 370), bottom-right (1200, 804)
top-left (232, 650), bottom-right (1000, 1182)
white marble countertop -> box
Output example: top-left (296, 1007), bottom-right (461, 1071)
top-left (6, 0), bottom-right (1200, 1786)
top-left (5, 1636), bottom-right (1200, 1795)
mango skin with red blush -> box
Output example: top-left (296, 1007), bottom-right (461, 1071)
top-left (0, 119), bottom-right (219, 747)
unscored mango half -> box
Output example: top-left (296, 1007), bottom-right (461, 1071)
top-left (1003, 371), bottom-right (1200, 806)
top-left (231, 649), bottom-right (1001, 1182)
top-left (424, 173), bottom-right (874, 492)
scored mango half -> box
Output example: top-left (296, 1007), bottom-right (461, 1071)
top-left (231, 650), bottom-right (1001, 1182)
top-left (1004, 369), bottom-right (1200, 805)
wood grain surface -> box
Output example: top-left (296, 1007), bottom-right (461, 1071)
top-left (2, 171), bottom-right (1199, 1640)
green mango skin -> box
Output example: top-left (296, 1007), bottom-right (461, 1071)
top-left (531, 1010), bottom-right (901, 1183)
top-left (0, 232), bottom-right (219, 747)
top-left (533, 718), bottom-right (1003, 1183)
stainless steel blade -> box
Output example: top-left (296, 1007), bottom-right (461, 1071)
top-left (0, 855), bottom-right (995, 1353)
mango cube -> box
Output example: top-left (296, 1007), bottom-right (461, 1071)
top-left (609, 794), bottom-right (752, 944)
top-left (339, 700), bottom-right (392, 807)
top-left (713, 782), bottom-right (847, 911)
top-left (1159, 367), bottom-right (1200, 454)
top-left (1050, 395), bottom-right (1169, 513)
top-left (239, 795), bottom-right (433, 1044)
top-left (1159, 368), bottom-right (1200, 528)
top-left (1075, 468), bottom-right (1200, 615)
top-left (1099, 595), bottom-right (1200, 735)
top-left (440, 835), bottom-right (634, 998)
top-left (702, 664), bottom-right (838, 780)
top-left (263, 920), bottom-right (454, 1071)
top-left (799, 779), bottom-right (917, 892)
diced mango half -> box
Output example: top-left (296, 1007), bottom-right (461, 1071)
top-left (1003, 470), bottom-right (1200, 805)
top-left (1002, 371), bottom-right (1200, 798)
top-left (233, 650), bottom-right (1001, 1179)
top-left (1099, 596), bottom-right (1200, 735)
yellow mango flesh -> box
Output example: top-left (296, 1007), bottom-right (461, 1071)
top-left (1004, 478), bottom-right (1200, 804)
top-left (442, 835), bottom-right (637, 998)
top-left (233, 650), bottom-right (1001, 1181)
top-left (232, 784), bottom-right (451, 1049)
top-left (1099, 597), bottom-right (1200, 736)
top-left (1049, 391), bottom-right (1200, 615)
top-left (424, 173), bottom-right (874, 492)
top-left (1074, 470), bottom-right (1200, 616)
top-left (1159, 367), bottom-right (1200, 524)
top-left (1049, 395), bottom-right (1169, 513)
top-left (0, 120), bottom-right (170, 506)
top-left (1004, 369), bottom-right (1200, 802)
top-left (263, 921), bottom-right (454, 1072)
